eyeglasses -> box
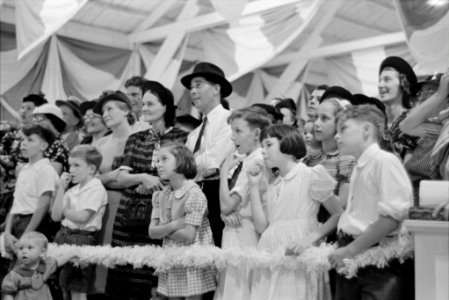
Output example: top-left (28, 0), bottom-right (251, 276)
top-left (83, 113), bottom-right (102, 121)
top-left (32, 116), bottom-right (45, 123)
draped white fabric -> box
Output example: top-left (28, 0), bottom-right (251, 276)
top-left (202, 0), bottom-right (320, 82)
top-left (15, 0), bottom-right (87, 59)
top-left (394, 0), bottom-right (449, 73)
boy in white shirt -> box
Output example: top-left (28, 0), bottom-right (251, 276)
top-left (329, 105), bottom-right (413, 300)
top-left (5, 125), bottom-right (59, 242)
top-left (52, 145), bottom-right (107, 300)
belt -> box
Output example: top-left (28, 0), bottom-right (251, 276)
top-left (61, 226), bottom-right (97, 236)
top-left (337, 230), bottom-right (383, 248)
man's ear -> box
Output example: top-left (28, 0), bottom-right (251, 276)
top-left (213, 83), bottom-right (221, 96)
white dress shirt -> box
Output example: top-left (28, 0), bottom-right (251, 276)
top-left (186, 105), bottom-right (233, 180)
top-left (338, 143), bottom-right (413, 236)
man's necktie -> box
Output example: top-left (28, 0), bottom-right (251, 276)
top-left (193, 117), bottom-right (207, 153)
top-left (229, 161), bottom-right (243, 190)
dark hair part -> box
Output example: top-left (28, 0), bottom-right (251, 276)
top-left (337, 104), bottom-right (386, 139)
top-left (22, 124), bottom-right (55, 146)
top-left (164, 144), bottom-right (197, 179)
top-left (124, 76), bottom-right (147, 90)
top-left (70, 145), bottom-right (103, 172)
top-left (141, 81), bottom-right (176, 127)
top-left (228, 107), bottom-right (271, 131)
top-left (20, 231), bottom-right (48, 249)
top-left (261, 124), bottom-right (307, 160)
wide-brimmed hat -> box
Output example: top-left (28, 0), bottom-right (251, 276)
top-left (275, 98), bottom-right (297, 112)
top-left (379, 56), bottom-right (418, 96)
top-left (93, 91), bottom-right (132, 115)
top-left (320, 86), bottom-right (355, 104)
top-left (56, 96), bottom-right (83, 127)
top-left (23, 94), bottom-right (48, 106)
top-left (79, 99), bottom-right (99, 116)
top-left (181, 62), bottom-right (233, 98)
top-left (251, 103), bottom-right (283, 122)
top-left (33, 103), bottom-right (66, 133)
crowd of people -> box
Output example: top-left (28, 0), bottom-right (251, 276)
top-left (0, 57), bottom-right (448, 300)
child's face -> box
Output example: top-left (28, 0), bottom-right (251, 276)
top-left (261, 137), bottom-right (282, 169)
top-left (157, 147), bottom-right (177, 180)
top-left (20, 134), bottom-right (47, 159)
top-left (314, 101), bottom-right (337, 142)
top-left (69, 156), bottom-right (95, 184)
top-left (335, 119), bottom-right (364, 156)
top-left (230, 118), bottom-right (258, 155)
top-left (17, 238), bottom-right (45, 267)
top-left (303, 122), bottom-right (314, 146)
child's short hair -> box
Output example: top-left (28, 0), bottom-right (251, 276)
top-left (261, 124), bottom-right (307, 160)
top-left (22, 124), bottom-right (55, 146)
top-left (164, 144), bottom-right (197, 179)
top-left (337, 104), bottom-right (386, 139)
top-left (20, 231), bottom-right (48, 249)
top-left (70, 145), bottom-right (103, 172)
top-left (228, 107), bottom-right (271, 131)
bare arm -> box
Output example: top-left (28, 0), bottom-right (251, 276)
top-left (219, 156), bottom-right (242, 215)
top-left (400, 69), bottom-right (449, 136)
top-left (63, 209), bottom-right (95, 224)
top-left (168, 224), bottom-right (198, 243)
top-left (287, 195), bottom-right (343, 255)
top-left (148, 218), bottom-right (183, 239)
top-left (329, 215), bottom-right (399, 269)
top-left (24, 191), bottom-right (52, 234)
top-left (117, 170), bottom-right (163, 190)
top-left (249, 185), bottom-right (268, 234)
top-left (338, 183), bottom-right (349, 209)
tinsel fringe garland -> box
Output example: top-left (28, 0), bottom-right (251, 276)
top-left (0, 233), bottom-right (414, 278)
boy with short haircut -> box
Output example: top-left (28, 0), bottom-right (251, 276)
top-left (52, 145), bottom-right (107, 300)
top-left (1, 231), bottom-right (57, 300)
top-left (5, 125), bottom-right (60, 242)
top-left (329, 105), bottom-right (413, 300)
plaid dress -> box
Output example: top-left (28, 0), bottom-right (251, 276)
top-left (151, 180), bottom-right (216, 297)
top-left (106, 127), bottom-right (188, 299)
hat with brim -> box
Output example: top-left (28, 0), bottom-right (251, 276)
top-left (80, 99), bottom-right (99, 116)
top-left (23, 94), bottom-right (48, 106)
top-left (251, 103), bottom-right (283, 122)
top-left (33, 103), bottom-right (67, 133)
top-left (56, 98), bottom-right (83, 127)
top-left (320, 86), bottom-right (355, 104)
top-left (379, 56), bottom-right (418, 96)
top-left (176, 114), bottom-right (202, 129)
top-left (275, 98), bottom-right (297, 112)
top-left (181, 62), bottom-right (233, 98)
top-left (353, 94), bottom-right (386, 115)
top-left (93, 91), bottom-right (132, 115)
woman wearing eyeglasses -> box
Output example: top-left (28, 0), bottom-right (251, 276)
top-left (79, 98), bottom-right (111, 146)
